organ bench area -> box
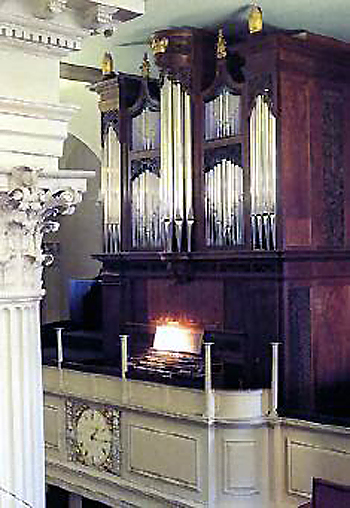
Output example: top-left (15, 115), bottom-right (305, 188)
top-left (91, 28), bottom-right (350, 420)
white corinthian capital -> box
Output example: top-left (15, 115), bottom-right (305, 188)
top-left (0, 166), bottom-right (81, 295)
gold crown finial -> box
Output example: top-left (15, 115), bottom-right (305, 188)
top-left (248, 2), bottom-right (263, 34)
top-left (141, 52), bottom-right (150, 78)
top-left (150, 36), bottom-right (169, 55)
top-left (217, 29), bottom-right (227, 60)
top-left (102, 52), bottom-right (115, 77)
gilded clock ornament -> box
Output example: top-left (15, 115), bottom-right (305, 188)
top-left (66, 399), bottom-right (121, 474)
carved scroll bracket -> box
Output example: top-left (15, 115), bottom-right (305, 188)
top-left (247, 73), bottom-right (276, 116)
top-left (0, 166), bottom-right (82, 294)
top-left (151, 29), bottom-right (195, 94)
top-left (35, 0), bottom-right (67, 19)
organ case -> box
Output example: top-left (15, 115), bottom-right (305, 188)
top-left (93, 30), bottom-right (350, 418)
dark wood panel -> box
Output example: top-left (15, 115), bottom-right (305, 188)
top-left (147, 278), bottom-right (224, 326)
top-left (312, 284), bottom-right (350, 415)
top-left (287, 286), bottom-right (312, 409)
top-left (243, 282), bottom-right (280, 387)
top-left (279, 72), bottom-right (312, 247)
top-left (309, 82), bottom-right (324, 248)
top-left (321, 89), bottom-right (345, 247)
top-left (101, 277), bottom-right (126, 358)
top-left (344, 85), bottom-right (350, 248)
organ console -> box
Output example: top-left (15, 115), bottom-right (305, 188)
top-left (128, 322), bottom-right (206, 387)
top-left (91, 29), bottom-right (350, 419)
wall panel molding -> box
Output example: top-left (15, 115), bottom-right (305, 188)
top-left (287, 438), bottom-right (350, 497)
top-left (44, 403), bottom-right (60, 450)
top-left (128, 424), bottom-right (200, 491)
top-left (222, 439), bottom-right (259, 496)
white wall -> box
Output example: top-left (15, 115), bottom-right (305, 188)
top-left (42, 79), bottom-right (102, 322)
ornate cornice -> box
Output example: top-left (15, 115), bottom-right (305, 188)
top-left (0, 166), bottom-right (82, 294)
top-left (0, 0), bottom-right (145, 54)
top-left (0, 11), bottom-right (85, 54)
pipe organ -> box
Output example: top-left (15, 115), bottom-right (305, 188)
top-left (92, 30), bottom-right (350, 419)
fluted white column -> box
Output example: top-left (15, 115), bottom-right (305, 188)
top-left (0, 28), bottom-right (80, 508)
top-left (0, 1), bottom-right (145, 506)
top-left (0, 300), bottom-right (44, 508)
top-left (0, 171), bottom-right (82, 508)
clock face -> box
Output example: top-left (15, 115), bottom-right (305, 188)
top-left (76, 408), bottom-right (112, 467)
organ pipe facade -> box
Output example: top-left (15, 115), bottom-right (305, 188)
top-left (129, 70), bottom-right (161, 250)
top-left (94, 28), bottom-right (279, 254)
top-left (101, 123), bottom-right (121, 252)
top-left (160, 76), bottom-right (193, 251)
top-left (249, 93), bottom-right (277, 250)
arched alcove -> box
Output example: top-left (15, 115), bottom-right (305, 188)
top-left (42, 134), bottom-right (102, 323)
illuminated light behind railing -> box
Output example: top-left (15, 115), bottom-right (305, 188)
top-left (153, 321), bottom-right (202, 354)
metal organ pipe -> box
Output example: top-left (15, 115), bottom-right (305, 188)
top-left (166, 78), bottom-right (174, 250)
top-left (101, 126), bottom-right (121, 253)
top-left (184, 91), bottom-right (193, 250)
top-left (160, 77), bottom-right (168, 249)
top-left (227, 160), bottom-right (233, 244)
top-left (205, 90), bottom-right (241, 141)
top-left (174, 81), bottom-right (184, 251)
top-left (131, 101), bottom-right (162, 250)
top-left (203, 88), bottom-right (245, 248)
top-left (249, 94), bottom-right (277, 250)
top-left (101, 131), bottom-right (108, 250)
top-left (205, 160), bottom-right (244, 248)
top-left (159, 77), bottom-right (193, 252)
top-left (168, 80), bottom-right (174, 226)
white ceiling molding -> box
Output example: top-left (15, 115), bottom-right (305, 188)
top-left (0, 0), bottom-right (145, 55)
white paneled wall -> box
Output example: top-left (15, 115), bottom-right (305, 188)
top-left (42, 367), bottom-right (350, 508)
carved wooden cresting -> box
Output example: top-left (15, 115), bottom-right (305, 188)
top-left (92, 30), bottom-right (350, 418)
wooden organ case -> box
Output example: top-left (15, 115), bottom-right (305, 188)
top-left (93, 29), bottom-right (350, 417)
